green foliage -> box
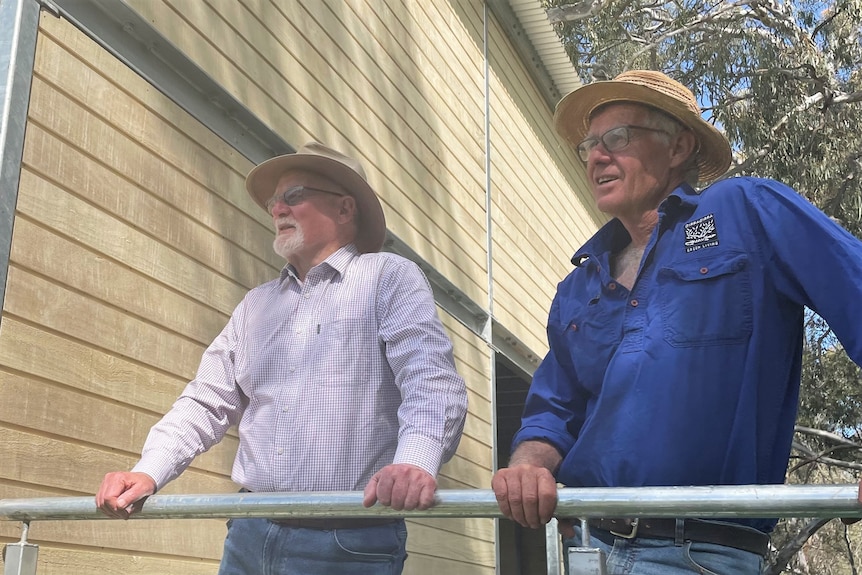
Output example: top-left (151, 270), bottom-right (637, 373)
top-left (799, 312), bottom-right (862, 435)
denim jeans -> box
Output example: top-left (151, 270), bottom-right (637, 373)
top-left (217, 518), bottom-right (407, 575)
top-left (566, 527), bottom-right (763, 575)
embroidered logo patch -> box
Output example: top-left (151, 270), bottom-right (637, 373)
top-left (684, 213), bottom-right (719, 252)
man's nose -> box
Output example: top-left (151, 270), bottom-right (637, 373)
top-left (270, 201), bottom-right (292, 218)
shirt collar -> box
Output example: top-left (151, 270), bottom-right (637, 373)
top-left (278, 243), bottom-right (360, 283)
top-left (571, 219), bottom-right (630, 266)
top-left (665, 181), bottom-right (700, 211)
top-left (571, 182), bottom-right (701, 266)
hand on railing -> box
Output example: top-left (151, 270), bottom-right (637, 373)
top-left (491, 464), bottom-right (558, 530)
top-left (362, 463), bottom-right (437, 511)
top-left (95, 471), bottom-right (156, 519)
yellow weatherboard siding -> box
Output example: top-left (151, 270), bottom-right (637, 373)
top-left (0, 1), bottom-right (596, 573)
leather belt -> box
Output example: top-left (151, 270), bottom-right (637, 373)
top-left (587, 518), bottom-right (769, 556)
top-left (268, 517), bottom-right (400, 530)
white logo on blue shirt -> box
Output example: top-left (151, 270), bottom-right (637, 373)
top-left (684, 214), bottom-right (719, 252)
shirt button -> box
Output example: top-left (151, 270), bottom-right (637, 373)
top-left (608, 283), bottom-right (617, 290)
top-left (700, 267), bottom-right (708, 274)
top-left (295, 329), bottom-right (301, 334)
top-left (570, 323), bottom-right (578, 331)
top-left (277, 448), bottom-right (284, 455)
top-left (630, 299), bottom-right (639, 307)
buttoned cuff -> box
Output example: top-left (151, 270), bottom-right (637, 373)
top-left (393, 434), bottom-right (444, 477)
top-left (131, 459), bottom-right (180, 492)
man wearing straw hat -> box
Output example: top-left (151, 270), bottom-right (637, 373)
top-left (96, 142), bottom-right (468, 575)
top-left (492, 70), bottom-right (862, 573)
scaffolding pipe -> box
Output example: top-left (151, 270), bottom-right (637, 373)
top-left (1, 485), bottom-right (860, 522)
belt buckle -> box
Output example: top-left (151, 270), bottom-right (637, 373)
top-left (610, 518), bottom-right (639, 539)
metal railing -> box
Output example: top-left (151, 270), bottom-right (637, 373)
top-left (2, 485), bottom-right (861, 574)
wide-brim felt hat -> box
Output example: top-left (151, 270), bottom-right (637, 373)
top-left (246, 141), bottom-right (386, 253)
top-left (554, 70), bottom-right (732, 182)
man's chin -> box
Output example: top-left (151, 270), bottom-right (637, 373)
top-left (273, 236), bottom-right (303, 260)
top-left (593, 193), bottom-right (624, 216)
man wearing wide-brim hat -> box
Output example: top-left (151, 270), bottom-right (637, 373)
top-left (97, 142), bottom-right (468, 575)
top-left (493, 70), bottom-right (862, 574)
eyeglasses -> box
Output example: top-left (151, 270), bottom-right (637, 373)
top-left (576, 125), bottom-right (670, 162)
top-left (266, 185), bottom-right (345, 214)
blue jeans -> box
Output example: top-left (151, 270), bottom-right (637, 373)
top-left (566, 527), bottom-right (763, 575)
top-left (218, 518), bottom-right (407, 575)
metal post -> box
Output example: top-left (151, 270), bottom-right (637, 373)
top-left (545, 518), bottom-right (561, 575)
top-left (0, 0), bottom-right (39, 325)
top-left (3, 521), bottom-right (38, 575)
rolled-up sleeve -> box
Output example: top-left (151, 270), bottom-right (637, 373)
top-left (512, 291), bottom-right (586, 457)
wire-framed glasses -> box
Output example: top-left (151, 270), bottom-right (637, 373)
top-left (576, 125), bottom-right (670, 162)
top-left (266, 185), bottom-right (345, 214)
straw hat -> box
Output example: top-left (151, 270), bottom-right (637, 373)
top-left (246, 142), bottom-right (386, 253)
top-left (554, 70), bottom-right (732, 182)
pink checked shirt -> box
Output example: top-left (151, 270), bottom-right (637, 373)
top-left (133, 245), bottom-right (468, 492)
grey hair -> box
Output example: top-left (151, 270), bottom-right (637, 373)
top-left (642, 107), bottom-right (700, 185)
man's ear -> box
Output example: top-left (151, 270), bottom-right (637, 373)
top-left (337, 195), bottom-right (357, 224)
top-left (669, 129), bottom-right (697, 169)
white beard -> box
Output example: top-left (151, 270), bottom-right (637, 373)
top-left (273, 226), bottom-right (304, 260)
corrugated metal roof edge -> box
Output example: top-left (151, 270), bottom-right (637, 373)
top-left (487, 0), bottom-right (582, 110)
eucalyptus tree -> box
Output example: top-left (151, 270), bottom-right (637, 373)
top-left (543, 1), bottom-right (862, 572)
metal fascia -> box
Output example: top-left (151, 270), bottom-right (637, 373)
top-left (52, 0), bottom-right (292, 163)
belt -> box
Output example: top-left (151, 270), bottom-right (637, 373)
top-left (268, 517), bottom-right (400, 530)
top-left (587, 518), bottom-right (770, 557)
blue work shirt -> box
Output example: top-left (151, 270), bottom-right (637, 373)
top-left (513, 177), bottom-right (862, 532)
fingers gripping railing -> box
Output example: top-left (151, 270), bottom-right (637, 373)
top-left (2, 485), bottom-right (861, 574)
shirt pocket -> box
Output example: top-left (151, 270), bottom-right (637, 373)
top-left (657, 251), bottom-right (752, 347)
top-left (311, 316), bottom-right (377, 385)
top-left (550, 298), bottom-right (623, 395)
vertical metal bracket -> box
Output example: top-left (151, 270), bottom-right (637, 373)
top-left (567, 546), bottom-right (607, 575)
top-left (545, 517), bottom-right (562, 575)
top-left (567, 517), bottom-right (607, 575)
top-left (3, 522), bottom-right (39, 575)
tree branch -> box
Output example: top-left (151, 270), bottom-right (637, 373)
top-left (795, 425), bottom-right (861, 448)
top-left (763, 518), bottom-right (832, 575)
top-left (722, 146), bottom-right (772, 179)
top-left (789, 441), bottom-right (862, 473)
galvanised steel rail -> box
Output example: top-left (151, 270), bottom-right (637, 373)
top-left (2, 485), bottom-right (861, 575)
top-left (2, 484), bottom-right (861, 522)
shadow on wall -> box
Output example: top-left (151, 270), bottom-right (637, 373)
top-left (299, 0), bottom-right (489, 306)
